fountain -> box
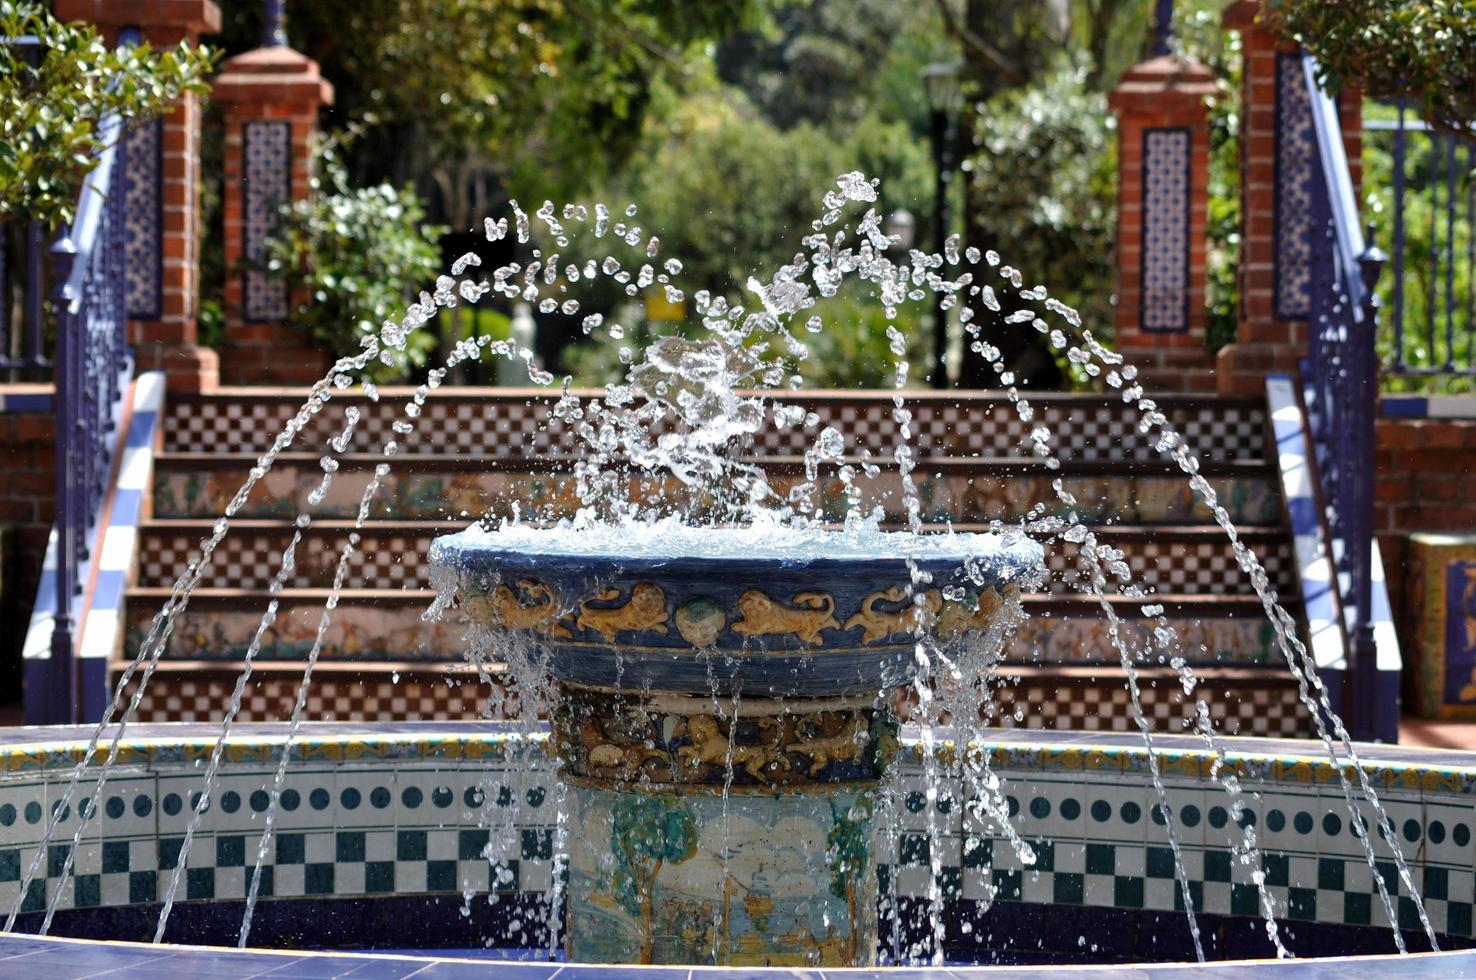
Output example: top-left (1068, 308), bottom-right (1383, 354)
top-left (428, 521), bottom-right (1041, 964)
top-left (2, 171), bottom-right (1473, 975)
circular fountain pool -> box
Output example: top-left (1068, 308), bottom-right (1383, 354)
top-left (1, 723), bottom-right (1473, 974)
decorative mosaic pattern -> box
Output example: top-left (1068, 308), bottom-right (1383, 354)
top-left (1140, 128), bottom-right (1191, 332)
top-left (242, 122), bottom-right (290, 322)
top-left (122, 119), bottom-right (162, 320)
top-left (121, 599), bottom-right (470, 664)
top-left (163, 394), bottom-right (1272, 464)
top-left (1011, 614), bottom-right (1284, 667)
top-left (1408, 537), bottom-right (1476, 718)
top-left (150, 466), bottom-right (1285, 528)
top-left (0, 729), bottom-right (1472, 943)
top-left (1275, 53), bottom-right (1314, 321)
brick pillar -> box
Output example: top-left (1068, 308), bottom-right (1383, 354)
top-left (54, 0), bottom-right (221, 392)
top-left (1108, 55), bottom-right (1220, 393)
top-left (1217, 0), bottom-right (1362, 395)
top-left (212, 44), bottom-right (333, 385)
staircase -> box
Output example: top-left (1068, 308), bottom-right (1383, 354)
top-left (119, 388), bottom-right (1316, 735)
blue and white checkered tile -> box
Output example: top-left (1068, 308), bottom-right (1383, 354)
top-left (1382, 395), bottom-right (1476, 419)
top-left (22, 372), bottom-right (164, 723)
top-left (1266, 374), bottom-right (1345, 676)
top-left (0, 390), bottom-right (52, 413)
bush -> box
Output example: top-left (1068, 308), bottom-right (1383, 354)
top-left (1265, 0), bottom-right (1476, 134)
top-left (259, 149), bottom-right (446, 381)
top-left (962, 65), bottom-right (1116, 383)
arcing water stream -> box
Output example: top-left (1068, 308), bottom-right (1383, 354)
top-left (4, 172), bottom-right (1436, 963)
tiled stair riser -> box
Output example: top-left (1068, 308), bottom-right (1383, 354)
top-left (107, 668), bottom-right (1311, 734)
top-left (136, 525), bottom-right (1298, 597)
top-left (150, 467), bottom-right (1284, 527)
top-left (122, 603), bottom-right (1285, 667)
top-left (163, 394), bottom-right (1269, 463)
top-left (4, 732), bottom-right (1458, 940)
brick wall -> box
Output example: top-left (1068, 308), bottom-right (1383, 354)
top-left (0, 395), bottom-right (55, 706)
top-left (1376, 416), bottom-right (1476, 650)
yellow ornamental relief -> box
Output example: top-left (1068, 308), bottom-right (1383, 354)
top-left (845, 586), bottom-right (943, 643)
top-left (731, 590), bottom-right (839, 644)
top-left (467, 580), bottom-right (573, 638)
top-left (575, 583), bottom-right (670, 642)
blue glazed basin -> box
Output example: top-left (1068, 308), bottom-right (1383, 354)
top-left (428, 523), bottom-right (1043, 696)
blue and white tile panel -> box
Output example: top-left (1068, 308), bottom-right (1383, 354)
top-left (1382, 395), bottom-right (1476, 419)
top-left (1274, 52), bottom-right (1314, 321)
top-left (122, 118), bottom-right (163, 320)
top-left (1139, 127), bottom-right (1192, 333)
top-left (21, 372), bottom-right (164, 724)
top-left (242, 121), bottom-right (290, 322)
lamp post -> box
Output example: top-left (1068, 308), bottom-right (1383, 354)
top-left (921, 61), bottom-right (961, 389)
top-left (262, 0), bottom-right (288, 46)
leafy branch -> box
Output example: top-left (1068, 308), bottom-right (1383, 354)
top-left (0, 1), bottom-right (216, 225)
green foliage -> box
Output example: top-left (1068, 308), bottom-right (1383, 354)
top-left (1361, 112), bottom-right (1475, 394)
top-left (0, 1), bottom-right (215, 225)
top-left (273, 0), bottom-right (760, 205)
top-left (964, 66), bottom-right (1117, 340)
top-left (258, 148), bottom-right (446, 382)
top-left (609, 794), bottom-right (697, 921)
top-left (714, 0), bottom-right (919, 131)
top-left (1265, 0), bottom-right (1476, 134)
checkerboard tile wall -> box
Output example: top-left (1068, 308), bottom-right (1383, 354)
top-left (164, 394), bottom-right (1269, 464)
top-left (137, 525), bottom-right (1295, 596)
top-left (0, 732), bottom-right (1469, 943)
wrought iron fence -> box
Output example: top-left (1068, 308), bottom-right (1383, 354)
top-left (3, 30), bottom-right (135, 722)
top-left (43, 101), bottom-right (132, 723)
top-left (1300, 57), bottom-right (1384, 740)
top-left (1364, 105), bottom-right (1475, 381)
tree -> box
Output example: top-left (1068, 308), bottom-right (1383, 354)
top-left (610, 794), bottom-right (698, 963)
top-left (0, 2), bottom-right (215, 224)
top-left (827, 796), bottom-right (872, 964)
top-left (1265, 0), bottom-right (1476, 135)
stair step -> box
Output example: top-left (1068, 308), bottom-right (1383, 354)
top-left (163, 389), bottom-right (1271, 464)
top-left (149, 452), bottom-right (1284, 526)
top-left (111, 659), bottom-right (1314, 737)
top-left (135, 519), bottom-right (1298, 598)
top-left (121, 586), bottom-right (1296, 669)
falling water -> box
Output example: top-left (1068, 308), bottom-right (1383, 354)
top-left (8, 170), bottom-right (1437, 965)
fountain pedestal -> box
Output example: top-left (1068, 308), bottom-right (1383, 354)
top-left (430, 526), bottom-right (1039, 966)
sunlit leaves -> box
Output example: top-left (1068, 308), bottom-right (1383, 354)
top-left (0, 2), bottom-right (216, 224)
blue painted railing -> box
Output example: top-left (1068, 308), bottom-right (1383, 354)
top-left (4, 32), bottom-right (135, 723)
top-left (1300, 57), bottom-right (1386, 740)
top-left (1364, 106), bottom-right (1475, 378)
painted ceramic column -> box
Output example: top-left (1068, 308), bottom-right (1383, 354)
top-left (431, 530), bottom-right (1040, 967)
top-left (212, 37), bottom-right (334, 384)
top-left (1216, 0), bottom-right (1361, 395)
top-left (53, 0), bottom-right (221, 392)
top-left (1108, 55), bottom-right (1220, 393)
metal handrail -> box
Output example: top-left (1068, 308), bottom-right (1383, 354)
top-left (1300, 55), bottom-right (1385, 740)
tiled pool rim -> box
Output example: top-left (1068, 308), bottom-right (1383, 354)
top-left (0, 932), bottom-right (1474, 978)
top-left (4, 723), bottom-right (1476, 973)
